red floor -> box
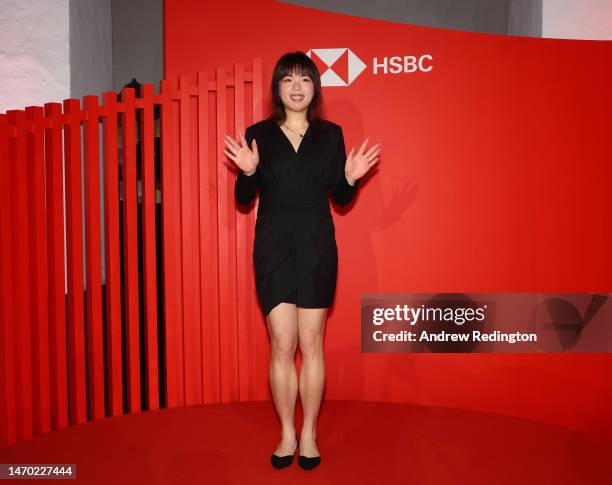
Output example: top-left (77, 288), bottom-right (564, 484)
top-left (1, 400), bottom-right (611, 484)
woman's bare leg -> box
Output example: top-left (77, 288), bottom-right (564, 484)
top-left (267, 302), bottom-right (299, 455)
top-left (297, 307), bottom-right (327, 457)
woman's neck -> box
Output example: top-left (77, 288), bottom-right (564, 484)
top-left (283, 110), bottom-right (308, 128)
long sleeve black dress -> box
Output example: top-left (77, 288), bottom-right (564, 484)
top-left (234, 117), bottom-right (359, 317)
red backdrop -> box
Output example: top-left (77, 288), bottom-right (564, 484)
top-left (165, 0), bottom-right (612, 439)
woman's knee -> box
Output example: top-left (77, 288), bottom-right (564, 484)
top-left (267, 302), bottom-right (298, 361)
top-left (298, 324), bottom-right (324, 357)
top-left (297, 308), bottom-right (326, 357)
top-left (270, 337), bottom-right (297, 361)
top-left (298, 334), bottom-right (324, 358)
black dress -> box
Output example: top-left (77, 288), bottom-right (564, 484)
top-left (234, 118), bottom-right (360, 317)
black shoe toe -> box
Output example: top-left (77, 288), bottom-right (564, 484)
top-left (271, 453), bottom-right (294, 469)
top-left (298, 439), bottom-right (321, 470)
top-left (298, 454), bottom-right (321, 470)
top-left (270, 433), bottom-right (299, 469)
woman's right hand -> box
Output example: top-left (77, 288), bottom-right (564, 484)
top-left (224, 129), bottom-right (259, 175)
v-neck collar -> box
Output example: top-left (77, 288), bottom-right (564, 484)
top-left (271, 118), bottom-right (312, 156)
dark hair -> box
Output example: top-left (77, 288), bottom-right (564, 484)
top-left (268, 51), bottom-right (322, 125)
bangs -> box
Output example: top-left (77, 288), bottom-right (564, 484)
top-left (279, 59), bottom-right (315, 80)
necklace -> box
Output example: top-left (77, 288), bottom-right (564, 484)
top-left (281, 122), bottom-right (308, 137)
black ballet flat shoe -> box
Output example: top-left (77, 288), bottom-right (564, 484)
top-left (298, 438), bottom-right (321, 470)
top-left (270, 433), bottom-right (299, 469)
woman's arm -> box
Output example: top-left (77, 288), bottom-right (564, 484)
top-left (234, 125), bottom-right (259, 205)
top-left (330, 125), bottom-right (359, 206)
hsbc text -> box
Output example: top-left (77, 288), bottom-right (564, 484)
top-left (372, 55), bottom-right (433, 74)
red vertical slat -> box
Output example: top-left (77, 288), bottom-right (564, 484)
top-left (101, 92), bottom-right (123, 417)
top-left (7, 110), bottom-right (34, 439)
top-left (140, 84), bottom-right (160, 410)
top-left (83, 96), bottom-right (105, 420)
top-left (251, 58), bottom-right (269, 401)
top-left (44, 102), bottom-right (69, 429)
top-left (250, 59), bottom-right (263, 149)
top-left (188, 79), bottom-right (203, 406)
top-left (0, 114), bottom-right (17, 447)
top-left (120, 87), bottom-right (142, 413)
top-left (63, 99), bottom-right (87, 424)
top-left (25, 106), bottom-right (51, 435)
top-left (233, 62), bottom-right (254, 402)
top-left (216, 66), bottom-right (239, 403)
top-left (246, 63), bottom-right (260, 401)
top-left (204, 72), bottom-right (221, 406)
top-left (172, 82), bottom-right (184, 407)
top-left (212, 69), bottom-right (227, 405)
top-left (198, 70), bottom-right (218, 404)
top-left (160, 79), bottom-right (182, 407)
top-left (178, 75), bottom-right (201, 405)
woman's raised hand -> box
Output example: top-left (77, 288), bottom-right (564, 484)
top-left (345, 137), bottom-right (381, 183)
top-left (224, 129), bottom-right (259, 175)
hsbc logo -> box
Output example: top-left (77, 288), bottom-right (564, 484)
top-left (307, 48), bottom-right (366, 86)
top-left (307, 48), bottom-right (433, 86)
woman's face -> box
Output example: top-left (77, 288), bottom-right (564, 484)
top-left (278, 70), bottom-right (314, 114)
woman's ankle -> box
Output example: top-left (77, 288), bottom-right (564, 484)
top-left (300, 427), bottom-right (317, 440)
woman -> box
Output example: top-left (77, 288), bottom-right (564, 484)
top-left (223, 51), bottom-right (380, 470)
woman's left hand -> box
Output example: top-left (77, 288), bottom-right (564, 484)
top-left (345, 137), bottom-right (381, 184)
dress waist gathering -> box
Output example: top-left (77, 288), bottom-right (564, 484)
top-left (258, 187), bottom-right (331, 216)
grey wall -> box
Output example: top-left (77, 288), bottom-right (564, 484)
top-left (69, 0), bottom-right (163, 100)
top-left (282, 0), bottom-right (543, 37)
top-left (69, 0), bottom-right (113, 101)
top-left (543, 0), bottom-right (612, 40)
top-left (111, 0), bottom-right (163, 92)
top-left (509, 0), bottom-right (543, 37)
top-left (0, 0), bottom-right (70, 113)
